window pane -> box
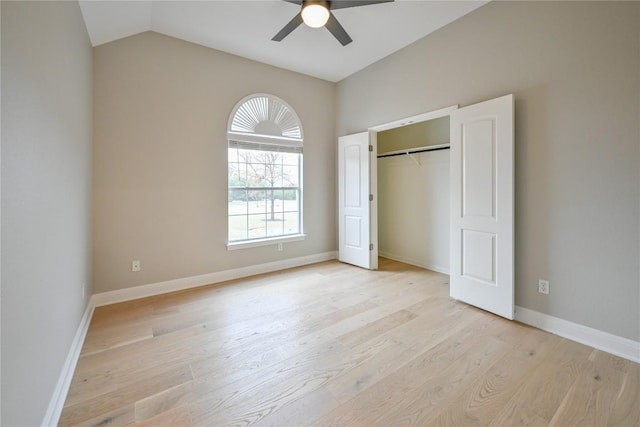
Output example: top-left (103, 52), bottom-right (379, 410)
top-left (248, 190), bottom-right (266, 214)
top-left (266, 152), bottom-right (282, 164)
top-left (237, 148), bottom-right (254, 162)
top-left (247, 213), bottom-right (267, 239)
top-left (228, 190), bottom-right (248, 215)
top-left (283, 212), bottom-right (299, 235)
top-left (266, 212), bottom-right (284, 237)
top-left (229, 163), bottom-right (247, 186)
top-left (247, 163), bottom-right (266, 186)
top-left (283, 165), bottom-right (299, 187)
top-left (228, 215), bottom-right (247, 241)
top-left (283, 191), bottom-right (299, 212)
top-left (282, 152), bottom-right (299, 166)
top-left (267, 164), bottom-right (283, 187)
top-left (273, 189), bottom-right (284, 211)
top-left (264, 189), bottom-right (274, 220)
top-left (264, 190), bottom-right (284, 220)
top-left (228, 148), bottom-right (239, 163)
top-left (228, 162), bottom-right (237, 182)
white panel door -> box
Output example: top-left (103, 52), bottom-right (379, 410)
top-left (338, 132), bottom-right (377, 269)
top-left (450, 94), bottom-right (514, 319)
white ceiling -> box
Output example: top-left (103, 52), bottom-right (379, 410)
top-left (79, 0), bottom-right (488, 82)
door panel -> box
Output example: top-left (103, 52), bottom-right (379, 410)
top-left (344, 216), bottom-right (362, 248)
top-left (344, 144), bottom-right (362, 207)
top-left (450, 94), bottom-right (514, 319)
top-left (462, 118), bottom-right (496, 218)
top-left (338, 132), bottom-right (377, 269)
top-left (462, 230), bottom-right (496, 285)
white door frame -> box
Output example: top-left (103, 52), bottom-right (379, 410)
top-left (368, 106), bottom-right (458, 268)
top-left (368, 106), bottom-right (459, 133)
top-left (341, 105), bottom-right (457, 269)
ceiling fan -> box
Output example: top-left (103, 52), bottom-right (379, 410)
top-left (272, 0), bottom-right (394, 46)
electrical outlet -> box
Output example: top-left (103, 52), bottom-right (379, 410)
top-left (132, 260), bottom-right (141, 272)
top-left (538, 279), bottom-right (549, 295)
top-left (277, 242), bottom-right (283, 252)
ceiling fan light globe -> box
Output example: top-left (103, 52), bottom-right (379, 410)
top-left (302, 4), bottom-right (330, 28)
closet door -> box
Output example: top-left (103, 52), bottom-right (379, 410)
top-left (450, 94), bottom-right (514, 319)
top-left (338, 132), bottom-right (378, 269)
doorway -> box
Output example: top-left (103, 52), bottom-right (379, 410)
top-left (338, 95), bottom-right (515, 319)
top-left (376, 116), bottom-right (451, 274)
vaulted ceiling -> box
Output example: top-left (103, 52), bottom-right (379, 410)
top-left (79, 0), bottom-right (488, 82)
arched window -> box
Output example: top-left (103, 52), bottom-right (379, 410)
top-left (227, 94), bottom-right (304, 248)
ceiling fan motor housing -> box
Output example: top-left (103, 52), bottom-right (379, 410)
top-left (301, 1), bottom-right (331, 28)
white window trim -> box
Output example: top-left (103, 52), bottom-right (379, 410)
top-left (227, 131), bottom-right (303, 147)
top-left (226, 234), bottom-right (306, 251)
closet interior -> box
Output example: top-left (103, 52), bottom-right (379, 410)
top-left (377, 116), bottom-right (451, 274)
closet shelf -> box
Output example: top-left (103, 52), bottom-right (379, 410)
top-left (377, 143), bottom-right (450, 158)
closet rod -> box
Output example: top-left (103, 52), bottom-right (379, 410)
top-left (377, 144), bottom-right (450, 159)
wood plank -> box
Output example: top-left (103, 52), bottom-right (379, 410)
top-left (182, 280), bottom-right (444, 423)
top-left (324, 301), bottom-right (484, 405)
top-left (75, 268), bottom-right (423, 382)
top-left (60, 364), bottom-right (192, 426)
top-left (187, 328), bottom-right (400, 424)
top-left (134, 405), bottom-right (191, 427)
top-left (251, 386), bottom-right (340, 427)
top-left (66, 404), bottom-right (135, 427)
top-left (130, 280), bottom-right (432, 422)
top-left (491, 337), bottom-right (593, 425)
top-left (81, 323), bottom-right (154, 357)
top-left (317, 325), bottom-right (511, 426)
top-left (58, 259), bottom-right (640, 427)
top-left (425, 328), bottom-right (562, 426)
top-left (135, 382), bottom-right (194, 422)
top-left (549, 350), bottom-right (636, 425)
top-left (608, 361), bottom-right (640, 425)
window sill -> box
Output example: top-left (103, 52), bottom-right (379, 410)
top-left (226, 234), bottom-right (306, 251)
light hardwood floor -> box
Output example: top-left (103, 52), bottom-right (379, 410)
top-left (60, 259), bottom-right (640, 426)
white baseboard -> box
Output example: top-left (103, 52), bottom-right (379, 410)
top-left (378, 251), bottom-right (450, 275)
top-left (93, 251), bottom-right (338, 307)
top-left (42, 300), bottom-right (95, 427)
top-left (515, 306), bottom-right (640, 363)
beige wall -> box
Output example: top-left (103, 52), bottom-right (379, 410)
top-left (93, 32), bottom-right (336, 293)
top-left (1, 1), bottom-right (93, 425)
top-left (378, 149), bottom-right (450, 273)
top-left (338, 1), bottom-right (640, 341)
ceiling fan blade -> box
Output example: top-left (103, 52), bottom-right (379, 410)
top-left (329, 0), bottom-right (394, 10)
top-left (282, 0), bottom-right (303, 4)
top-left (325, 12), bottom-right (352, 46)
top-left (272, 12), bottom-right (304, 42)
